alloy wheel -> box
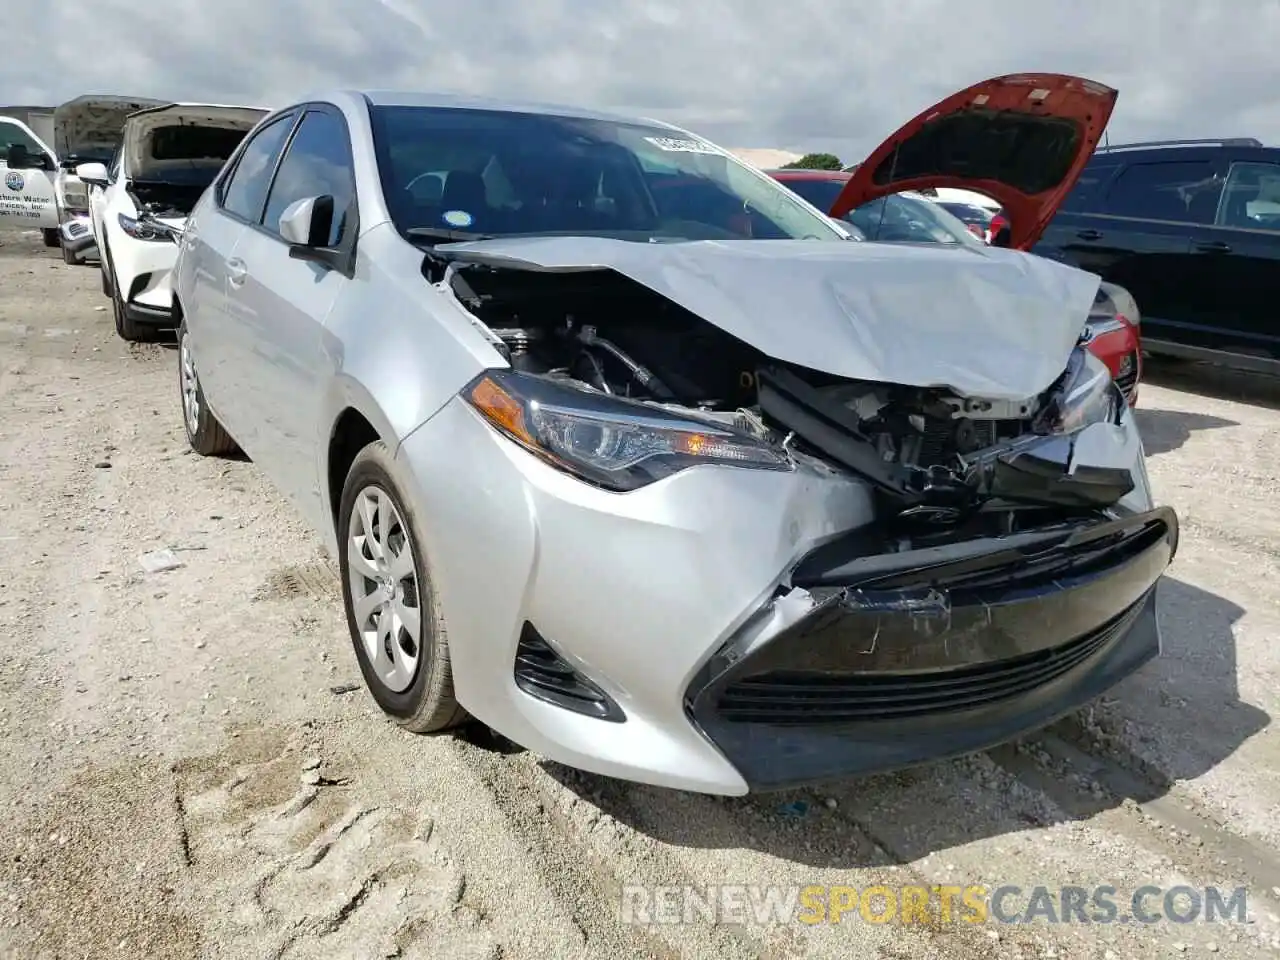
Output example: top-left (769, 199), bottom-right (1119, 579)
top-left (179, 333), bottom-right (200, 437)
top-left (345, 485), bottom-right (422, 693)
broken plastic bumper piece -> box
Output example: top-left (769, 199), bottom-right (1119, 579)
top-left (684, 505), bottom-right (1178, 791)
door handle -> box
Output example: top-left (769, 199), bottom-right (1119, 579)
top-left (1075, 228), bottom-right (1103, 241)
top-left (1194, 239), bottom-right (1232, 254)
top-left (227, 257), bottom-right (248, 287)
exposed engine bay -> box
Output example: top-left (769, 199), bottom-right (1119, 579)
top-left (127, 181), bottom-right (207, 220)
top-left (432, 256), bottom-right (1134, 534)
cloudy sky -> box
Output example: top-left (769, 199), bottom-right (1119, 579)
top-left (8, 0), bottom-right (1280, 163)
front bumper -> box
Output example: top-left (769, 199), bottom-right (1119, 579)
top-left (59, 217), bottom-right (98, 258)
top-left (685, 505), bottom-right (1177, 791)
top-left (395, 394), bottom-right (1173, 795)
top-left (110, 229), bottom-right (181, 322)
top-left (1084, 321), bottom-right (1141, 406)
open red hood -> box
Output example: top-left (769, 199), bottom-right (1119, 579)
top-left (828, 73), bottom-right (1117, 250)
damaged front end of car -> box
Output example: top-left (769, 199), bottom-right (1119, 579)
top-left (427, 240), bottom-right (1177, 790)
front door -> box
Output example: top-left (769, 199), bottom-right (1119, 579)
top-left (0, 118), bottom-right (58, 230)
top-left (220, 105), bottom-right (358, 532)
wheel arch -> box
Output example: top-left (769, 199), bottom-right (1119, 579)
top-left (322, 377), bottom-right (400, 531)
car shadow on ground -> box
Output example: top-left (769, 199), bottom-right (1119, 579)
top-left (529, 575), bottom-right (1268, 868)
top-left (1143, 357), bottom-right (1280, 413)
top-left (1133, 407), bottom-right (1236, 456)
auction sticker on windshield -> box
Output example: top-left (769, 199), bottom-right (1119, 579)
top-left (644, 136), bottom-right (722, 155)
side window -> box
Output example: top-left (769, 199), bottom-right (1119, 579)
top-left (261, 109), bottom-right (355, 246)
top-left (1102, 160), bottom-right (1221, 224)
top-left (0, 120), bottom-right (43, 155)
top-left (1215, 161), bottom-right (1280, 232)
top-left (1060, 163), bottom-right (1118, 213)
top-left (219, 114), bottom-right (296, 223)
top-left (108, 147), bottom-right (121, 183)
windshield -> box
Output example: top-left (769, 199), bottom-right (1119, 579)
top-left (844, 193), bottom-right (979, 245)
top-left (369, 105), bottom-right (846, 242)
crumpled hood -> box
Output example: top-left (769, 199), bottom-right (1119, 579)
top-left (435, 237), bottom-right (1101, 400)
top-left (53, 95), bottom-right (165, 161)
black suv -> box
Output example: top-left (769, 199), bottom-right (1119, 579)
top-left (1034, 138), bottom-right (1280, 374)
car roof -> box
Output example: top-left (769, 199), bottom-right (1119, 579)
top-left (1088, 140), bottom-right (1279, 165)
top-left (342, 89), bottom-right (677, 129)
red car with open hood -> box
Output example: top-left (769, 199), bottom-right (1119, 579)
top-left (772, 73), bottom-right (1141, 404)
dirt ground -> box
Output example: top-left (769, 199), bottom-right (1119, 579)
top-left (0, 226), bottom-right (1277, 960)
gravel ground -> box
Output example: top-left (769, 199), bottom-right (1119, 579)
top-left (0, 227), bottom-right (1277, 960)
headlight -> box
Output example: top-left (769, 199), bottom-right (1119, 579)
top-left (61, 188), bottom-right (90, 211)
top-left (117, 213), bottom-right (179, 242)
top-left (464, 369), bottom-right (791, 491)
top-left (1038, 347), bottom-right (1122, 435)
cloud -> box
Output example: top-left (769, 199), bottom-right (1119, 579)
top-left (6, 0), bottom-right (1279, 163)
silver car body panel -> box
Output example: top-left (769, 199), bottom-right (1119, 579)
top-left (173, 89), bottom-right (1165, 795)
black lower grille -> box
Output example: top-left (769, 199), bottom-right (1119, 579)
top-left (513, 623), bottom-right (624, 722)
top-left (715, 602), bottom-right (1140, 726)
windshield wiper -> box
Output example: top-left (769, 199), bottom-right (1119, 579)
top-left (406, 227), bottom-right (495, 245)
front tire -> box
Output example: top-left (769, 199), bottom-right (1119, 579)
top-left (338, 441), bottom-right (467, 733)
top-left (41, 228), bottom-right (59, 248)
top-left (177, 318), bottom-right (238, 456)
top-left (105, 246), bottom-right (157, 343)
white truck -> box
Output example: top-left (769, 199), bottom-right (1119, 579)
top-left (0, 115), bottom-right (59, 243)
top-left (2, 96), bottom-right (163, 262)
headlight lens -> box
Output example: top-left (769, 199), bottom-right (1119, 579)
top-left (464, 369), bottom-right (791, 491)
top-left (117, 213), bottom-right (179, 242)
top-left (1039, 347), bottom-right (1122, 435)
top-left (61, 188), bottom-right (90, 211)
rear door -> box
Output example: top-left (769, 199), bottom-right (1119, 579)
top-left (0, 118), bottom-right (58, 230)
top-left (185, 110), bottom-right (299, 434)
top-left (1184, 157), bottom-right (1280, 363)
top-left (221, 105), bottom-right (357, 529)
top-left (1041, 155), bottom-right (1222, 347)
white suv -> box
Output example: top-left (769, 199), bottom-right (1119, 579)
top-left (75, 102), bottom-right (266, 341)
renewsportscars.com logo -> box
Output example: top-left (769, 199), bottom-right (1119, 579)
top-left (619, 884), bottom-right (1251, 926)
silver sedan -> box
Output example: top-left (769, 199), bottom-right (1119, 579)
top-left (172, 88), bottom-right (1176, 796)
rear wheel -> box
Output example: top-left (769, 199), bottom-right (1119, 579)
top-left (41, 228), bottom-right (59, 248)
top-left (338, 441), bottom-right (468, 733)
top-left (177, 318), bottom-right (238, 456)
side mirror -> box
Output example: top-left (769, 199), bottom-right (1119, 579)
top-left (75, 162), bottom-right (109, 188)
top-left (281, 195), bottom-right (352, 274)
top-left (279, 195), bottom-right (334, 247)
